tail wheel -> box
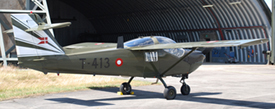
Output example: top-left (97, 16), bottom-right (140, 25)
top-left (120, 82), bottom-right (132, 94)
top-left (181, 84), bottom-right (190, 95)
top-left (164, 86), bottom-right (176, 100)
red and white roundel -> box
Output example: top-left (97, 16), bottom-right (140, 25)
top-left (115, 58), bottom-right (123, 67)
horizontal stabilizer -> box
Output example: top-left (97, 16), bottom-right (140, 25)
top-left (25, 22), bottom-right (71, 32)
top-left (128, 39), bottom-right (269, 50)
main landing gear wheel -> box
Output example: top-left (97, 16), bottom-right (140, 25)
top-left (181, 84), bottom-right (190, 95)
top-left (164, 86), bottom-right (177, 100)
top-left (119, 77), bottom-right (134, 95)
top-left (120, 82), bottom-right (132, 94)
top-left (157, 77), bottom-right (177, 100)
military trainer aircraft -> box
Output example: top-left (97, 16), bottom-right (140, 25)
top-left (10, 14), bottom-right (268, 100)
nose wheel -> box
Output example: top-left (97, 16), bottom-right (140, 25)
top-left (181, 84), bottom-right (190, 95)
top-left (180, 74), bottom-right (190, 95)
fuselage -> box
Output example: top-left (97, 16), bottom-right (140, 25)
top-left (18, 36), bottom-right (205, 77)
top-left (19, 47), bottom-right (205, 77)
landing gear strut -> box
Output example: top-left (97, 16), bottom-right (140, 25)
top-left (119, 76), bottom-right (134, 94)
top-left (158, 77), bottom-right (177, 100)
top-left (180, 74), bottom-right (190, 95)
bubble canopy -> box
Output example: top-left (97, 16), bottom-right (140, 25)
top-left (124, 36), bottom-right (185, 57)
top-left (124, 36), bottom-right (175, 47)
top-left (124, 37), bottom-right (154, 48)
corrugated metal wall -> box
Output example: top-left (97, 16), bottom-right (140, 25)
top-left (51, 0), bottom-right (271, 63)
top-left (48, 0), bottom-right (96, 46)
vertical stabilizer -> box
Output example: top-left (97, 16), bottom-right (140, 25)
top-left (11, 14), bottom-right (65, 57)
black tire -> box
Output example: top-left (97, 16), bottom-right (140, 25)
top-left (164, 86), bottom-right (177, 100)
top-left (119, 82), bottom-right (132, 94)
top-left (181, 84), bottom-right (190, 95)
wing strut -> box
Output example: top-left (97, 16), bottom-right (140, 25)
top-left (160, 47), bottom-right (198, 76)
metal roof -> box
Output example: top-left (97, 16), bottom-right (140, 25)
top-left (51, 0), bottom-right (271, 63)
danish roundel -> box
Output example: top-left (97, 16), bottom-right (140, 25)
top-left (115, 58), bottom-right (123, 67)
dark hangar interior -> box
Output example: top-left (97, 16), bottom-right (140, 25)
top-left (45, 0), bottom-right (271, 63)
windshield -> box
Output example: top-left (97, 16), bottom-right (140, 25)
top-left (124, 37), bottom-right (154, 48)
top-left (155, 36), bottom-right (185, 57)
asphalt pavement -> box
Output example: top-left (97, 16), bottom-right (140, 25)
top-left (1, 63), bottom-right (275, 109)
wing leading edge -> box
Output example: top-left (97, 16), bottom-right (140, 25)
top-left (128, 39), bottom-right (269, 50)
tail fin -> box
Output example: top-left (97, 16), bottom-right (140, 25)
top-left (11, 14), bottom-right (66, 57)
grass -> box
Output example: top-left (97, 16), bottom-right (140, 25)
top-left (0, 65), bottom-right (152, 101)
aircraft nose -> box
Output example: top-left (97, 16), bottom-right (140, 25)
top-left (184, 53), bottom-right (205, 64)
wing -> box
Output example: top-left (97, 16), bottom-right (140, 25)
top-left (128, 39), bottom-right (269, 50)
top-left (63, 42), bottom-right (116, 49)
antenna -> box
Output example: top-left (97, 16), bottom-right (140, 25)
top-left (117, 36), bottom-right (124, 49)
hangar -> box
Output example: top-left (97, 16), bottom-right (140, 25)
top-left (0, 0), bottom-right (273, 65)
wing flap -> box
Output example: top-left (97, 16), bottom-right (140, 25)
top-left (128, 39), bottom-right (268, 50)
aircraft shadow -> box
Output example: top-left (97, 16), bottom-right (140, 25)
top-left (46, 87), bottom-right (275, 108)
